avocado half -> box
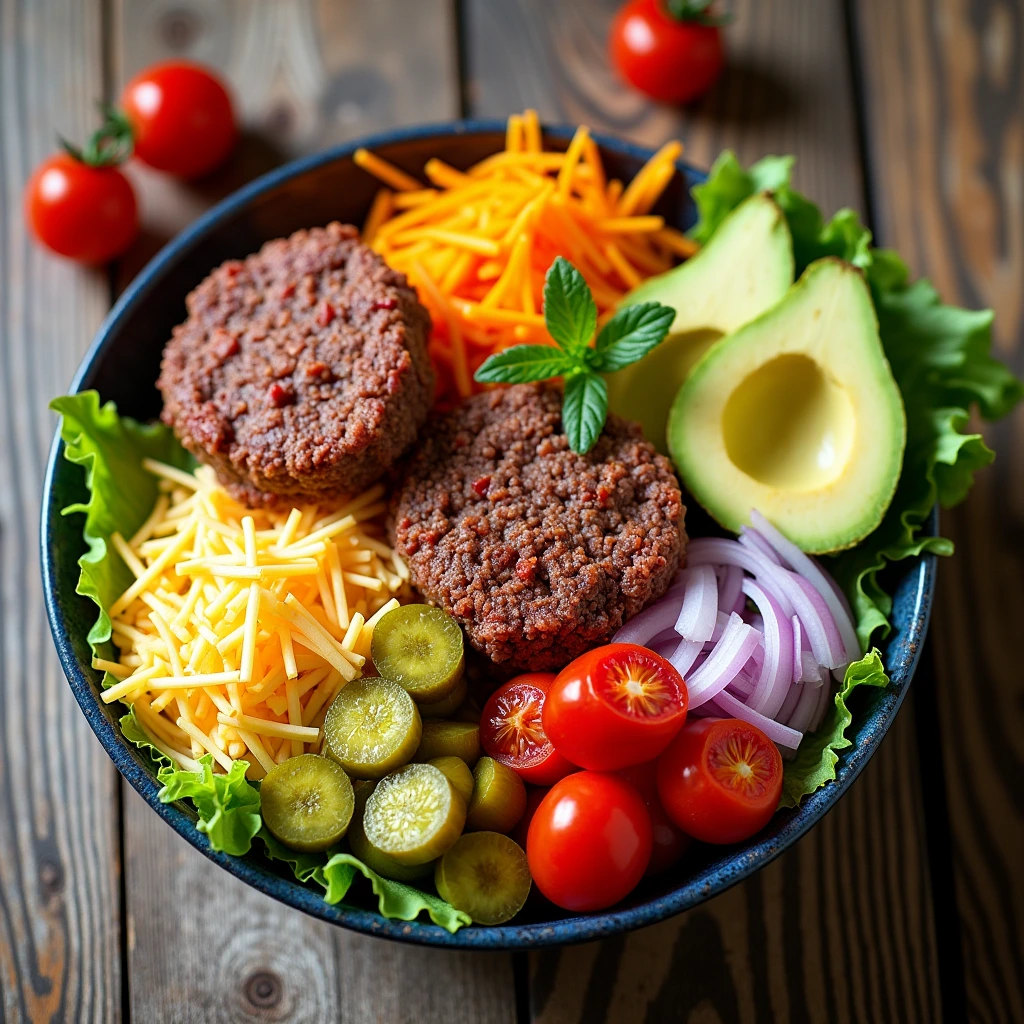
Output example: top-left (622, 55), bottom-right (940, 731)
top-left (667, 258), bottom-right (906, 554)
top-left (607, 193), bottom-right (794, 453)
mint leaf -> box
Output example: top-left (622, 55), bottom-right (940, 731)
top-left (544, 256), bottom-right (597, 355)
top-left (474, 345), bottom-right (577, 384)
top-left (591, 302), bottom-right (675, 372)
top-left (563, 372), bottom-right (608, 454)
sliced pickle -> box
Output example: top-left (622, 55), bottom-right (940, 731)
top-left (363, 763), bottom-right (467, 865)
top-left (454, 695), bottom-right (483, 724)
top-left (434, 832), bottom-right (531, 925)
top-left (347, 780), bottom-right (434, 882)
top-left (419, 675), bottom-right (468, 719)
top-left (323, 676), bottom-right (421, 779)
top-left (466, 756), bottom-right (527, 834)
top-left (260, 754), bottom-right (354, 853)
top-left (428, 756), bottom-right (474, 803)
top-left (414, 720), bottom-right (481, 765)
top-left (371, 604), bottom-right (465, 703)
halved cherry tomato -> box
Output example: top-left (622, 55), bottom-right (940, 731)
top-left (480, 674), bottom-right (577, 785)
top-left (543, 644), bottom-right (687, 771)
top-left (121, 61), bottom-right (237, 179)
top-left (609, 0), bottom-right (726, 105)
top-left (24, 153), bottom-right (138, 263)
top-left (618, 760), bottom-right (691, 875)
top-left (657, 718), bottom-right (782, 844)
top-left (527, 771), bottom-right (652, 912)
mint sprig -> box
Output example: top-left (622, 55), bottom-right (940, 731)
top-left (474, 256), bottom-right (675, 454)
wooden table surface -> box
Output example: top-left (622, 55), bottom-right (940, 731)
top-left (1, 1), bottom-right (1020, 1021)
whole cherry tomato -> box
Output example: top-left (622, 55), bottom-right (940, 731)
top-left (618, 760), bottom-right (691, 875)
top-left (121, 60), bottom-right (237, 179)
top-left (543, 644), bottom-right (687, 771)
top-left (610, 0), bottom-right (726, 105)
top-left (657, 718), bottom-right (782, 844)
top-left (24, 152), bottom-right (137, 263)
top-left (527, 771), bottom-right (652, 912)
top-left (480, 674), bottom-right (577, 785)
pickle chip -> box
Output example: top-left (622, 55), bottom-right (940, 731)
top-left (414, 720), bottom-right (481, 765)
top-left (260, 754), bottom-right (354, 853)
top-left (419, 675), bottom-right (468, 719)
top-left (466, 756), bottom-right (527, 834)
top-left (371, 604), bottom-right (465, 704)
top-left (323, 676), bottom-right (421, 778)
top-left (364, 763), bottom-right (467, 865)
top-left (428, 756), bottom-right (474, 803)
top-left (347, 781), bottom-right (434, 882)
top-left (435, 832), bottom-right (532, 925)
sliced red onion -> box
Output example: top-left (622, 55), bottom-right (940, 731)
top-left (668, 638), bottom-right (703, 678)
top-left (712, 689), bottom-right (803, 749)
top-left (791, 616), bottom-right (804, 683)
top-left (809, 682), bottom-right (833, 733)
top-left (787, 672), bottom-right (825, 732)
top-left (674, 564), bottom-right (718, 643)
top-left (613, 594), bottom-right (685, 646)
top-left (749, 511), bottom-right (861, 664)
top-left (743, 579), bottom-right (794, 719)
top-left (776, 677), bottom-right (803, 723)
top-left (727, 672), bottom-right (757, 699)
top-left (685, 613), bottom-right (761, 708)
top-left (800, 650), bottom-right (823, 684)
top-left (739, 527), bottom-right (782, 566)
top-left (717, 564), bottom-right (744, 614)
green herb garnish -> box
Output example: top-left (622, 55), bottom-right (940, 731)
top-left (474, 256), bottom-right (675, 454)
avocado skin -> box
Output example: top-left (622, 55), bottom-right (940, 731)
top-left (667, 257), bottom-right (906, 554)
top-left (607, 193), bottom-right (794, 454)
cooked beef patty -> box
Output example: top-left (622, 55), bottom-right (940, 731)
top-left (392, 383), bottom-right (685, 671)
top-left (158, 222), bottom-right (434, 506)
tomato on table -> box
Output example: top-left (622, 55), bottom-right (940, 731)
top-left (527, 771), bottom-right (652, 912)
top-left (24, 153), bottom-right (137, 264)
top-left (609, 0), bottom-right (726, 105)
top-left (480, 673), bottom-right (577, 785)
top-left (121, 60), bottom-right (237, 179)
top-left (618, 760), bottom-right (690, 874)
top-left (543, 643), bottom-right (687, 771)
top-left (657, 718), bottom-right (782, 844)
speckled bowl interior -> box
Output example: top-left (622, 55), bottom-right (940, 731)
top-left (41, 121), bottom-right (935, 949)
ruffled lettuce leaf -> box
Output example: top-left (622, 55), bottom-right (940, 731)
top-left (690, 154), bottom-right (1022, 805)
top-left (56, 393), bottom-right (469, 931)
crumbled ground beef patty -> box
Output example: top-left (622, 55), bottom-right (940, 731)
top-left (158, 222), bottom-right (434, 506)
top-left (392, 383), bottom-right (685, 671)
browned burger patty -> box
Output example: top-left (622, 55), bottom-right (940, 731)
top-left (392, 383), bottom-right (685, 672)
top-left (158, 222), bottom-right (434, 506)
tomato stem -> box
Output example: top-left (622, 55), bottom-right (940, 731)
top-left (663, 0), bottom-right (732, 26)
top-left (60, 103), bottom-right (135, 168)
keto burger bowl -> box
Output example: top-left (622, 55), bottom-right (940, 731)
top-left (42, 121), bottom-right (937, 949)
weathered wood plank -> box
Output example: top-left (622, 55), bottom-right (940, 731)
top-left (110, 3), bottom-right (516, 1021)
top-left (0, 1), bottom-right (123, 1020)
top-left (465, 1), bottom-right (944, 1019)
top-left (856, 2), bottom-right (1024, 1021)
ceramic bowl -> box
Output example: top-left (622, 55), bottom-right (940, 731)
top-left (41, 121), bottom-right (935, 949)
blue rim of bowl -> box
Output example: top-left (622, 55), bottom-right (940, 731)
top-left (41, 118), bottom-right (937, 949)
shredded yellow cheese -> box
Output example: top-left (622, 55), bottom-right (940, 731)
top-left (96, 462), bottom-right (410, 779)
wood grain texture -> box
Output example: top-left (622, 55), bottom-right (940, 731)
top-left (465, 2), bottom-right (944, 1019)
top-left (856, 2), bottom-right (1024, 1021)
top-left (0, 1), bottom-right (123, 1021)
top-left (110, 4), bottom-right (516, 1021)
top-left (124, 789), bottom-right (515, 1024)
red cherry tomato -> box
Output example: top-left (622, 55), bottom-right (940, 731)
top-left (543, 644), bottom-right (687, 771)
top-left (24, 153), bottom-right (138, 263)
top-left (618, 760), bottom-right (691, 875)
top-left (480, 674), bottom-right (577, 785)
top-left (527, 771), bottom-right (652, 912)
top-left (121, 61), bottom-right (237, 179)
top-left (511, 785), bottom-right (549, 849)
top-left (657, 718), bottom-right (782, 844)
top-left (609, 0), bottom-right (725, 105)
